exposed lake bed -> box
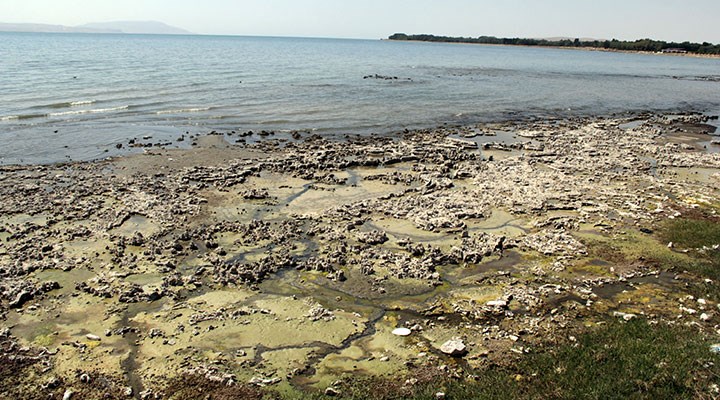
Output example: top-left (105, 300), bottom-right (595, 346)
top-left (2, 112), bottom-right (720, 398)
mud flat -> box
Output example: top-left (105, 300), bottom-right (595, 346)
top-left (1, 113), bottom-right (720, 398)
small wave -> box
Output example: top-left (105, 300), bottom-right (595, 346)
top-left (48, 105), bottom-right (128, 117)
top-left (70, 100), bottom-right (95, 106)
top-left (156, 107), bottom-right (211, 115)
top-left (1, 113), bottom-right (46, 121)
top-left (37, 100), bottom-right (97, 109)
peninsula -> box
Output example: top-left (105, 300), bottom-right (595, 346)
top-left (388, 33), bottom-right (720, 55)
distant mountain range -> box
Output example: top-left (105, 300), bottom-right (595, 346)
top-left (0, 21), bottom-right (192, 35)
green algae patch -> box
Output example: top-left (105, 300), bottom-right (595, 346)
top-left (310, 313), bottom-right (424, 389)
top-left (565, 259), bottom-right (615, 279)
top-left (466, 208), bottom-right (530, 238)
top-left (580, 228), bottom-right (697, 270)
top-left (369, 217), bottom-right (461, 249)
top-left (446, 286), bottom-right (505, 307)
top-left (110, 214), bottom-right (161, 238)
top-left (187, 288), bottom-right (256, 308)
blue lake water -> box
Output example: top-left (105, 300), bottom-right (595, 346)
top-left (1, 32), bottom-right (719, 164)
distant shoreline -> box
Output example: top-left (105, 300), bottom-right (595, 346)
top-left (387, 34), bottom-right (720, 59)
top-left (386, 39), bottom-right (720, 59)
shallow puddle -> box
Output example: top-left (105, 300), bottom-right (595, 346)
top-left (111, 214), bottom-right (161, 237)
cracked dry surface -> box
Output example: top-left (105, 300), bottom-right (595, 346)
top-left (1, 113), bottom-right (720, 398)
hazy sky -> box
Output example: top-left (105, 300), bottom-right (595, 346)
top-left (2, 0), bottom-right (719, 43)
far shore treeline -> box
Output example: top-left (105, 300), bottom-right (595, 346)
top-left (388, 33), bottom-right (720, 55)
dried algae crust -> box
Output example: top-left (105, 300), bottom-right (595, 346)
top-left (1, 113), bottom-right (719, 397)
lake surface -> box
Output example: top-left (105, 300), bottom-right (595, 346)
top-left (1, 32), bottom-right (720, 164)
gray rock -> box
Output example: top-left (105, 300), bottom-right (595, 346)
top-left (325, 387), bottom-right (340, 396)
top-left (9, 291), bottom-right (33, 308)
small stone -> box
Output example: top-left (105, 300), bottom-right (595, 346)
top-left (486, 300), bottom-right (507, 308)
top-left (62, 389), bottom-right (74, 400)
top-left (392, 327), bottom-right (412, 336)
top-left (85, 334), bottom-right (101, 341)
top-left (701, 313), bottom-right (712, 321)
top-left (613, 311), bottom-right (636, 321)
top-left (379, 356), bottom-right (390, 362)
top-left (325, 387), bottom-right (340, 396)
top-left (436, 392), bottom-right (446, 399)
top-left (123, 387), bottom-right (134, 397)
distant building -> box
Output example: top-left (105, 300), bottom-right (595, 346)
top-left (661, 48), bottom-right (688, 54)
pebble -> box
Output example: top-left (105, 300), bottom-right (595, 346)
top-left (486, 300), bottom-right (507, 307)
top-left (612, 311), bottom-right (637, 321)
top-left (85, 334), bottom-right (101, 341)
top-left (392, 327), bottom-right (412, 336)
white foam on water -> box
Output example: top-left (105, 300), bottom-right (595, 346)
top-left (156, 107), bottom-right (210, 115)
top-left (48, 105), bottom-right (129, 117)
top-left (70, 100), bottom-right (95, 106)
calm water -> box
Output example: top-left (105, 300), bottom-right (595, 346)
top-left (1, 32), bottom-right (720, 164)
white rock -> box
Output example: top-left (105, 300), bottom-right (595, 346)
top-left (486, 300), bottom-right (507, 308)
top-left (440, 338), bottom-right (467, 357)
top-left (62, 389), bottom-right (74, 400)
top-left (613, 311), bottom-right (637, 321)
top-left (85, 334), bottom-right (101, 341)
top-left (701, 313), bottom-right (712, 321)
top-left (392, 327), bottom-right (412, 336)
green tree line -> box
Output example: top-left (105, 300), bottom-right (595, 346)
top-left (388, 33), bottom-right (720, 54)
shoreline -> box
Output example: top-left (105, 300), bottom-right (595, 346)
top-left (2, 108), bottom-right (718, 168)
top-left (387, 38), bottom-right (720, 59)
top-left (1, 111), bottom-right (720, 398)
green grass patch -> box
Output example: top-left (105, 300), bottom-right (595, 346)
top-left (286, 319), bottom-right (719, 400)
top-left (658, 217), bottom-right (720, 289)
top-left (515, 319), bottom-right (718, 400)
top-left (660, 218), bottom-right (720, 250)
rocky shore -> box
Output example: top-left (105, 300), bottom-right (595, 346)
top-left (1, 112), bottom-right (719, 398)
